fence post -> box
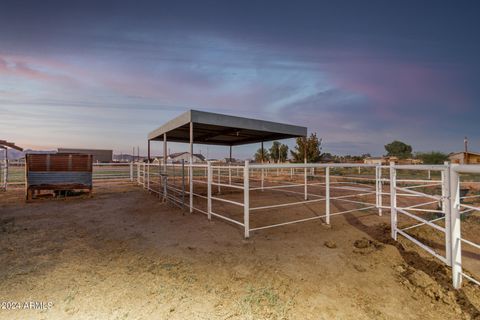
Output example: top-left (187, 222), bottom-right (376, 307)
top-left (441, 163), bottom-right (447, 212)
top-left (217, 167), bottom-right (221, 194)
top-left (304, 159), bottom-right (308, 200)
top-left (443, 162), bottom-right (452, 267)
top-left (207, 161), bottom-right (212, 220)
top-left (243, 160), bottom-right (250, 239)
top-left (325, 166), bottom-right (330, 224)
top-left (261, 166), bottom-right (264, 191)
top-left (229, 165), bottom-right (232, 185)
top-left (129, 162), bottom-right (133, 182)
top-left (163, 175), bottom-right (167, 202)
top-left (376, 165), bottom-right (383, 216)
top-left (389, 162), bottom-right (397, 240)
top-left (143, 162), bottom-right (146, 188)
top-left (181, 160), bottom-right (185, 209)
top-left (136, 163), bottom-right (139, 184)
top-left (147, 163), bottom-right (150, 190)
top-left (189, 163), bottom-right (193, 213)
top-left (450, 164), bottom-right (462, 289)
top-left (160, 162), bottom-right (165, 200)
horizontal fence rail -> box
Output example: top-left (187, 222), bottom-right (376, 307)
top-left (2, 162), bottom-right (136, 188)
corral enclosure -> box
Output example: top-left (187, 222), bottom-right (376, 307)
top-left (137, 160), bottom-right (480, 290)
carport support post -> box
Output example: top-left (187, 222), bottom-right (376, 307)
top-left (243, 160), bottom-right (250, 238)
top-left (189, 122), bottom-right (193, 213)
top-left (163, 134), bottom-right (167, 173)
top-left (325, 166), bottom-right (330, 224)
top-left (261, 141), bottom-right (264, 191)
top-left (449, 164), bottom-right (462, 289)
top-left (207, 161), bottom-right (212, 220)
top-left (228, 145), bottom-right (232, 185)
top-left (389, 162), bottom-right (397, 240)
top-left (148, 139), bottom-right (151, 162)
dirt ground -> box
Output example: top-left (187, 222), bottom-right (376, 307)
top-left (1, 184), bottom-right (480, 319)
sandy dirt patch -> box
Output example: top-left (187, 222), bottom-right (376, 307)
top-left (0, 184), bottom-right (479, 319)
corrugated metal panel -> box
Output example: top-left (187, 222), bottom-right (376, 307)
top-left (27, 172), bottom-right (92, 186)
top-left (27, 154), bottom-right (92, 172)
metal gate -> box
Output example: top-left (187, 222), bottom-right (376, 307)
top-left (389, 163), bottom-right (450, 264)
top-left (390, 162), bottom-right (480, 289)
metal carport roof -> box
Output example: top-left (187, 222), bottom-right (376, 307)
top-left (148, 110), bottom-right (307, 146)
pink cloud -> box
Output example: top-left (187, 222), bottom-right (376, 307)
top-left (324, 57), bottom-right (472, 116)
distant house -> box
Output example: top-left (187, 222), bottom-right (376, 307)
top-left (363, 157), bottom-right (422, 165)
top-left (449, 152), bottom-right (480, 164)
top-left (363, 157), bottom-right (387, 165)
top-left (154, 152), bottom-right (205, 163)
top-left (57, 148), bottom-right (113, 163)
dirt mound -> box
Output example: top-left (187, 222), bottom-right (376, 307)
top-left (324, 240), bottom-right (337, 248)
top-left (353, 237), bottom-right (385, 254)
top-left (393, 260), bottom-right (480, 319)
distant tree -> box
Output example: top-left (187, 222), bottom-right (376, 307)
top-left (269, 141), bottom-right (289, 163)
top-left (415, 151), bottom-right (449, 164)
top-left (269, 141), bottom-right (281, 163)
top-left (385, 140), bottom-right (413, 159)
top-left (254, 147), bottom-right (270, 162)
top-left (290, 133), bottom-right (322, 163)
top-left (279, 144), bottom-right (289, 162)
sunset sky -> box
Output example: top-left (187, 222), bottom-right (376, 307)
top-left (1, 1), bottom-right (479, 158)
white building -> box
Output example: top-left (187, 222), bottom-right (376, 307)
top-left (154, 152), bottom-right (205, 163)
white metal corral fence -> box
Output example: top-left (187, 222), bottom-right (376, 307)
top-left (138, 161), bottom-right (385, 238)
top-left (138, 160), bottom-right (480, 290)
top-left (2, 162), bottom-right (137, 188)
top-left (450, 165), bottom-right (480, 289)
top-left (388, 162), bottom-right (480, 289)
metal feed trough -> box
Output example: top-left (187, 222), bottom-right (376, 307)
top-left (26, 153), bottom-right (93, 200)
